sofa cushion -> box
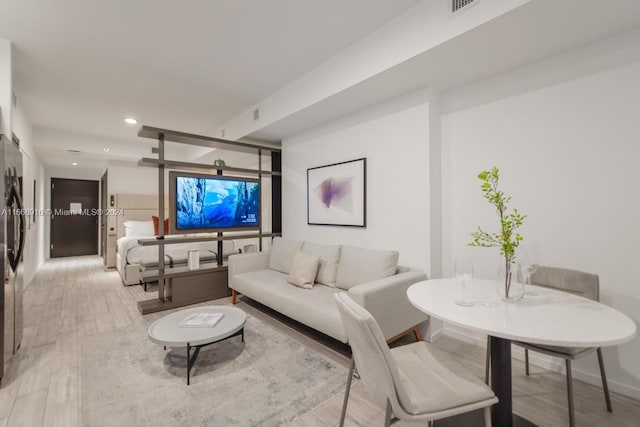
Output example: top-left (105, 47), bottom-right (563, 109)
top-left (232, 269), bottom-right (308, 317)
top-left (336, 246), bottom-right (399, 290)
top-left (269, 237), bottom-right (303, 274)
top-left (287, 250), bottom-right (320, 289)
top-left (302, 241), bottom-right (341, 286)
top-left (290, 285), bottom-right (346, 342)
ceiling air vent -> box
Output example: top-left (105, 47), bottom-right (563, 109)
top-left (67, 149), bottom-right (82, 155)
top-left (452, 0), bottom-right (478, 14)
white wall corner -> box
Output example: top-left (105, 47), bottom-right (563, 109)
top-left (428, 88), bottom-right (443, 279)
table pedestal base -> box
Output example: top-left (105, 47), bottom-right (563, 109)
top-left (434, 410), bottom-right (537, 427)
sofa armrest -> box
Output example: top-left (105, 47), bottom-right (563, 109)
top-left (228, 251), bottom-right (270, 287)
top-left (348, 269), bottom-right (428, 341)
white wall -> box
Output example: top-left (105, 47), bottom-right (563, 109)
top-left (0, 39), bottom-right (11, 136)
top-left (107, 165), bottom-right (158, 195)
top-left (441, 33), bottom-right (640, 398)
top-left (282, 89), bottom-right (432, 273)
top-left (14, 102), bottom-right (46, 287)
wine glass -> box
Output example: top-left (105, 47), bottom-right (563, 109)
top-left (454, 256), bottom-right (474, 307)
top-left (519, 249), bottom-right (538, 296)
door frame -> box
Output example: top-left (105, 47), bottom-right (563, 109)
top-left (49, 177), bottom-right (100, 258)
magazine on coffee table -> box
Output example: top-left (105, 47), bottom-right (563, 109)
top-left (179, 312), bottom-right (224, 328)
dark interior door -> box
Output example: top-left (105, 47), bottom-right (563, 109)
top-left (50, 178), bottom-right (99, 258)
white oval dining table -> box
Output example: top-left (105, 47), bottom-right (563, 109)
top-left (407, 279), bottom-right (637, 427)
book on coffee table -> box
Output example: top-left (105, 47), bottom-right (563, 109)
top-left (179, 312), bottom-right (224, 328)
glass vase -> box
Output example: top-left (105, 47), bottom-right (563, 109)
top-left (496, 261), bottom-right (524, 302)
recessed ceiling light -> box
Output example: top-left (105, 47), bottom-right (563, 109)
top-left (124, 117), bottom-right (138, 125)
top-left (72, 162), bottom-right (78, 166)
top-left (103, 148), bottom-right (110, 153)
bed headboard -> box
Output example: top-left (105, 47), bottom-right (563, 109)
top-left (108, 194), bottom-right (169, 239)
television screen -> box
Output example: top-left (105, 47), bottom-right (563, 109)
top-left (170, 172), bottom-right (260, 232)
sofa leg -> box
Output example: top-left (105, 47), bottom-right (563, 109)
top-left (232, 289), bottom-right (237, 305)
top-left (412, 326), bottom-right (421, 342)
top-left (386, 325), bottom-right (422, 345)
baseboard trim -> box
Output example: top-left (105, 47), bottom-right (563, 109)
top-left (441, 325), bottom-right (640, 401)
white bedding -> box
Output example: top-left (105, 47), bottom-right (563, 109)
top-left (117, 235), bottom-right (236, 271)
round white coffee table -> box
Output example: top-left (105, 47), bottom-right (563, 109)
top-left (148, 305), bottom-right (247, 385)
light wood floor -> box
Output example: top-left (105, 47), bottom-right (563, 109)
top-left (0, 256), bottom-right (638, 426)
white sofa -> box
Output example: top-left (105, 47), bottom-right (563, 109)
top-left (228, 237), bottom-right (428, 343)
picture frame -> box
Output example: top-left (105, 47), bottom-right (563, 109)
top-left (307, 158), bottom-right (366, 227)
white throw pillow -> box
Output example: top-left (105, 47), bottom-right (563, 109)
top-left (269, 237), bottom-right (303, 274)
top-left (335, 246), bottom-right (399, 290)
top-left (287, 250), bottom-right (320, 289)
top-left (301, 241), bottom-right (341, 286)
top-left (124, 220), bottom-right (155, 237)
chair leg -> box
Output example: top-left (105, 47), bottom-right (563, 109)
top-left (484, 406), bottom-right (492, 427)
top-left (384, 399), bottom-right (393, 427)
top-left (232, 289), bottom-right (237, 304)
top-left (565, 359), bottom-right (575, 427)
top-left (525, 348), bottom-right (530, 376)
top-left (597, 348), bottom-right (613, 412)
top-left (339, 358), bottom-right (355, 427)
top-left (412, 326), bottom-right (421, 342)
top-left (485, 336), bottom-right (491, 385)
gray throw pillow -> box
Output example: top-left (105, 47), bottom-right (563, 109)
top-left (301, 241), bottom-right (341, 286)
top-left (287, 250), bottom-right (320, 289)
top-left (336, 246), bottom-right (399, 290)
top-left (269, 237), bottom-right (303, 274)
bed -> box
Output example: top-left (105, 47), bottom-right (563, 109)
top-left (116, 234), bottom-right (237, 286)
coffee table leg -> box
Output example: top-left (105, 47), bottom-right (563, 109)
top-left (241, 328), bottom-right (244, 343)
top-left (187, 343), bottom-right (191, 385)
top-left (186, 343), bottom-right (202, 385)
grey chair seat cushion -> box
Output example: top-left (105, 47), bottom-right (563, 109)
top-left (391, 342), bottom-right (495, 414)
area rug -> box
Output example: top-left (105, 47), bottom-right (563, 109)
top-left (82, 313), bottom-right (347, 426)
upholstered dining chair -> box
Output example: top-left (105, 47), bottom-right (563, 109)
top-left (485, 266), bottom-right (612, 427)
top-left (335, 292), bottom-right (497, 427)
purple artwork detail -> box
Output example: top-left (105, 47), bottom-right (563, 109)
top-left (316, 177), bottom-right (354, 212)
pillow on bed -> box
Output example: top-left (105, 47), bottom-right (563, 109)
top-left (152, 216), bottom-right (170, 235)
top-left (124, 220), bottom-right (154, 237)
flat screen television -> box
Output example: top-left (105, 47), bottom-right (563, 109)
top-left (169, 171), bottom-right (260, 234)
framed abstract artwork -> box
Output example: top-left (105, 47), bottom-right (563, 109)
top-left (307, 158), bottom-right (366, 227)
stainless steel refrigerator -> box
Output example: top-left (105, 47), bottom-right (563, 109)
top-left (0, 133), bottom-right (25, 382)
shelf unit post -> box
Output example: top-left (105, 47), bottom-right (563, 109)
top-left (258, 148), bottom-right (263, 251)
top-left (158, 132), bottom-right (166, 302)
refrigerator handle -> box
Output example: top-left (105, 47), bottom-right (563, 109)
top-left (7, 184), bottom-right (25, 272)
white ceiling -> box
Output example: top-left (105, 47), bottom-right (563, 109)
top-left (4, 0), bottom-right (640, 172)
top-left (0, 0), bottom-right (421, 145)
top-left (249, 0), bottom-right (640, 141)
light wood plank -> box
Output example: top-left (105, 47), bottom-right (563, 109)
top-left (42, 369), bottom-right (79, 427)
top-left (7, 390), bottom-right (47, 427)
top-left (290, 411), bottom-right (330, 427)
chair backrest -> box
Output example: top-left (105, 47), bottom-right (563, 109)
top-left (530, 266), bottom-right (599, 301)
top-left (334, 293), bottom-right (411, 413)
